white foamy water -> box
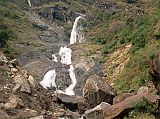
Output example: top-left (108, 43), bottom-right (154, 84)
top-left (52, 54), bottom-right (58, 62)
top-left (39, 69), bottom-right (57, 89)
top-left (70, 16), bottom-right (84, 44)
top-left (59, 46), bottom-right (72, 65)
top-left (65, 65), bottom-right (77, 95)
top-left (28, 0), bottom-right (32, 7)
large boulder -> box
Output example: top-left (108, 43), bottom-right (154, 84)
top-left (83, 75), bottom-right (116, 108)
top-left (84, 93), bottom-right (160, 119)
top-left (13, 75), bottom-right (31, 93)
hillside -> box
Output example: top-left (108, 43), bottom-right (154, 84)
top-left (0, 0), bottom-right (160, 119)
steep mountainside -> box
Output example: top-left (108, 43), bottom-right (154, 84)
top-left (0, 0), bottom-right (160, 119)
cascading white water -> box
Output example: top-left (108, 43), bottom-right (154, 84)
top-left (39, 69), bottom-right (57, 89)
top-left (28, 0), bottom-right (32, 7)
top-left (65, 65), bottom-right (77, 95)
top-left (70, 16), bottom-right (85, 44)
top-left (40, 16), bottom-right (85, 96)
top-left (59, 46), bottom-right (72, 65)
top-left (58, 47), bottom-right (76, 95)
top-left (52, 54), bottom-right (58, 62)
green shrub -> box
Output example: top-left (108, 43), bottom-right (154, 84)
top-left (0, 29), bottom-right (9, 47)
top-left (135, 14), bottom-right (150, 27)
top-left (102, 44), bottom-right (115, 54)
top-left (157, 0), bottom-right (160, 9)
top-left (80, 0), bottom-right (96, 4)
top-left (123, 98), bottom-right (157, 119)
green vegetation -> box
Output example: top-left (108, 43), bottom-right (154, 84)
top-left (123, 98), bottom-right (157, 119)
top-left (0, 28), bottom-right (9, 47)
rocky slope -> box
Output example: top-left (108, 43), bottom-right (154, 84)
top-left (0, 0), bottom-right (160, 119)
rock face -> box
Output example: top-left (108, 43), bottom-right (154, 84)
top-left (149, 54), bottom-right (160, 92)
top-left (83, 75), bottom-right (116, 108)
top-left (149, 54), bottom-right (160, 118)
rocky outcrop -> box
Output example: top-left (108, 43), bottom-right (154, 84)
top-left (149, 54), bottom-right (160, 92)
top-left (149, 54), bottom-right (160, 118)
top-left (84, 93), bottom-right (160, 119)
top-left (83, 75), bottom-right (116, 108)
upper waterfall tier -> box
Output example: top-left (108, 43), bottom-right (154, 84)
top-left (70, 16), bottom-right (85, 44)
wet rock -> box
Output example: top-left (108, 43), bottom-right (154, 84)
top-left (29, 115), bottom-right (44, 119)
top-left (13, 75), bottom-right (31, 93)
top-left (83, 75), bottom-right (116, 108)
top-left (137, 86), bottom-right (149, 94)
top-left (84, 93), bottom-right (159, 119)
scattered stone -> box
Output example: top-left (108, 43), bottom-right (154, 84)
top-left (9, 95), bottom-right (24, 108)
top-left (29, 115), bottom-right (44, 119)
top-left (11, 68), bottom-right (18, 74)
top-left (12, 84), bottom-right (21, 93)
top-left (52, 111), bottom-right (65, 117)
top-left (4, 95), bottom-right (24, 109)
top-left (13, 75), bottom-right (31, 93)
top-left (21, 70), bottom-right (29, 78)
top-left (28, 75), bottom-right (39, 87)
top-left (66, 110), bottom-right (80, 119)
top-left (137, 86), bottom-right (149, 94)
top-left (9, 59), bottom-right (18, 66)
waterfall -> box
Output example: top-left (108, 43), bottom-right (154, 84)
top-left (28, 0), bottom-right (32, 7)
top-left (70, 16), bottom-right (85, 44)
top-left (40, 16), bottom-right (85, 96)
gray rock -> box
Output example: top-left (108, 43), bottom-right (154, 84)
top-left (84, 93), bottom-right (160, 119)
top-left (137, 86), bottom-right (149, 94)
top-left (14, 75), bottom-right (31, 93)
top-left (83, 75), bottom-right (116, 108)
top-left (29, 115), bottom-right (44, 119)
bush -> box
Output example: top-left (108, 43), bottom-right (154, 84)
top-left (0, 29), bottom-right (9, 47)
top-left (80, 0), bottom-right (96, 4)
top-left (102, 44), bottom-right (115, 54)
